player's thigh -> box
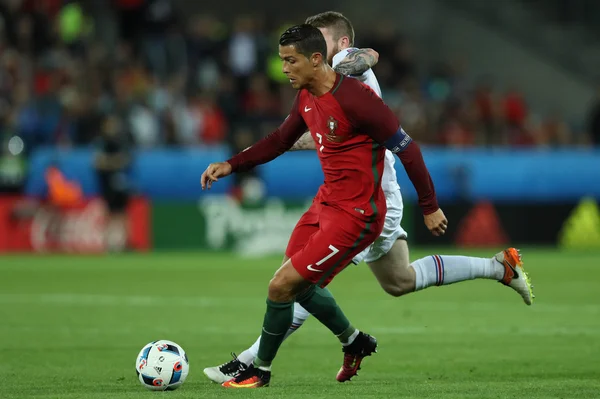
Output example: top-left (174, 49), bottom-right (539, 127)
top-left (291, 210), bottom-right (381, 287)
top-left (363, 190), bottom-right (407, 264)
top-left (285, 204), bottom-right (320, 259)
top-left (368, 238), bottom-right (411, 281)
top-left (368, 239), bottom-right (415, 296)
top-left (365, 191), bottom-right (413, 294)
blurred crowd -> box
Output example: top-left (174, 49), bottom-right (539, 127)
top-left (0, 0), bottom-right (599, 162)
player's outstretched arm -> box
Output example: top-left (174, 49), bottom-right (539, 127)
top-left (393, 140), bottom-right (447, 235)
top-left (201, 95), bottom-right (307, 189)
top-left (333, 48), bottom-right (379, 76)
top-left (386, 139), bottom-right (448, 235)
top-left (383, 134), bottom-right (448, 235)
top-left (334, 79), bottom-right (447, 235)
top-left (289, 132), bottom-right (316, 151)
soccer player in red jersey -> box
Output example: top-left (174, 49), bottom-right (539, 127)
top-left (203, 11), bottom-right (534, 388)
top-left (201, 24), bottom-right (445, 388)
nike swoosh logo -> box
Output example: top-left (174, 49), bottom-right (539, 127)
top-left (306, 264), bottom-right (323, 272)
top-left (504, 261), bottom-right (519, 280)
top-left (304, 106), bottom-right (312, 112)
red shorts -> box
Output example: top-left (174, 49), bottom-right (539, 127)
top-left (286, 201), bottom-right (384, 288)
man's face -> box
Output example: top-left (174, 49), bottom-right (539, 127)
top-left (317, 27), bottom-right (339, 65)
top-left (279, 44), bottom-right (321, 90)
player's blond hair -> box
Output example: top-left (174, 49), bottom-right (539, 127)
top-left (305, 11), bottom-right (355, 46)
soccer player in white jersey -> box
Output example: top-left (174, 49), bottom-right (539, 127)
top-left (204, 11), bottom-right (534, 384)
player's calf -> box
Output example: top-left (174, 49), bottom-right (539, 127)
top-left (367, 239), bottom-right (416, 297)
top-left (235, 304), bottom-right (311, 367)
top-left (204, 304), bottom-right (311, 384)
top-left (378, 279), bottom-right (415, 297)
top-left (406, 248), bottom-right (534, 305)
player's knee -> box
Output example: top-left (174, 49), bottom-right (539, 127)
top-left (268, 274), bottom-right (296, 302)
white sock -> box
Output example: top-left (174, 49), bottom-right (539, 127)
top-left (411, 255), bottom-right (504, 291)
top-left (341, 329), bottom-right (359, 346)
top-left (236, 303), bottom-right (311, 366)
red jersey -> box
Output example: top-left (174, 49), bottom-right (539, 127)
top-left (296, 76), bottom-right (388, 221)
top-left (227, 73), bottom-right (438, 219)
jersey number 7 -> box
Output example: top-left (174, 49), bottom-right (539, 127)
top-left (315, 133), bottom-right (324, 152)
top-left (306, 245), bottom-right (339, 272)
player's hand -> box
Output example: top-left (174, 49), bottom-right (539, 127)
top-left (201, 162), bottom-right (232, 190)
top-left (424, 208), bottom-right (448, 236)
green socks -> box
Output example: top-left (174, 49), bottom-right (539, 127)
top-left (296, 285), bottom-right (355, 341)
top-left (255, 299), bottom-right (293, 368)
top-left (254, 286), bottom-right (355, 368)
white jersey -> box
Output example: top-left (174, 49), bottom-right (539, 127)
top-left (332, 48), bottom-right (399, 194)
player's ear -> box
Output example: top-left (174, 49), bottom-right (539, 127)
top-left (311, 52), bottom-right (323, 67)
top-left (340, 36), bottom-right (350, 49)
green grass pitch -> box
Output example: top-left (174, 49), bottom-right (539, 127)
top-left (1, 248), bottom-right (599, 398)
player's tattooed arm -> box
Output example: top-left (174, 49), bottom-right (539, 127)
top-left (334, 48), bottom-right (379, 76)
top-left (289, 131), bottom-right (316, 151)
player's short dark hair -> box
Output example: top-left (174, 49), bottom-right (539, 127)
top-left (279, 24), bottom-right (328, 60)
top-left (305, 11), bottom-right (355, 46)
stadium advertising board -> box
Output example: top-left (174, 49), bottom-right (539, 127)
top-left (152, 197), bottom-right (314, 254)
top-left (0, 196), bottom-right (150, 253)
top-left (411, 199), bottom-right (600, 250)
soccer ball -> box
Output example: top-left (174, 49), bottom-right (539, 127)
top-left (135, 340), bottom-right (189, 391)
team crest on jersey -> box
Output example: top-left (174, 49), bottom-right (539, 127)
top-left (326, 116), bottom-right (343, 142)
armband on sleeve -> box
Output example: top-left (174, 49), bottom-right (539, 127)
top-left (384, 127), bottom-right (412, 154)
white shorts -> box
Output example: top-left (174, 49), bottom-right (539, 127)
top-left (352, 189), bottom-right (407, 264)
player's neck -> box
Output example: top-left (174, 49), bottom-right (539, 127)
top-left (330, 46), bottom-right (349, 64)
top-left (307, 67), bottom-right (337, 97)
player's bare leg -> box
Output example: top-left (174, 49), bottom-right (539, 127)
top-left (368, 240), bottom-right (534, 305)
top-left (367, 239), bottom-right (414, 296)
